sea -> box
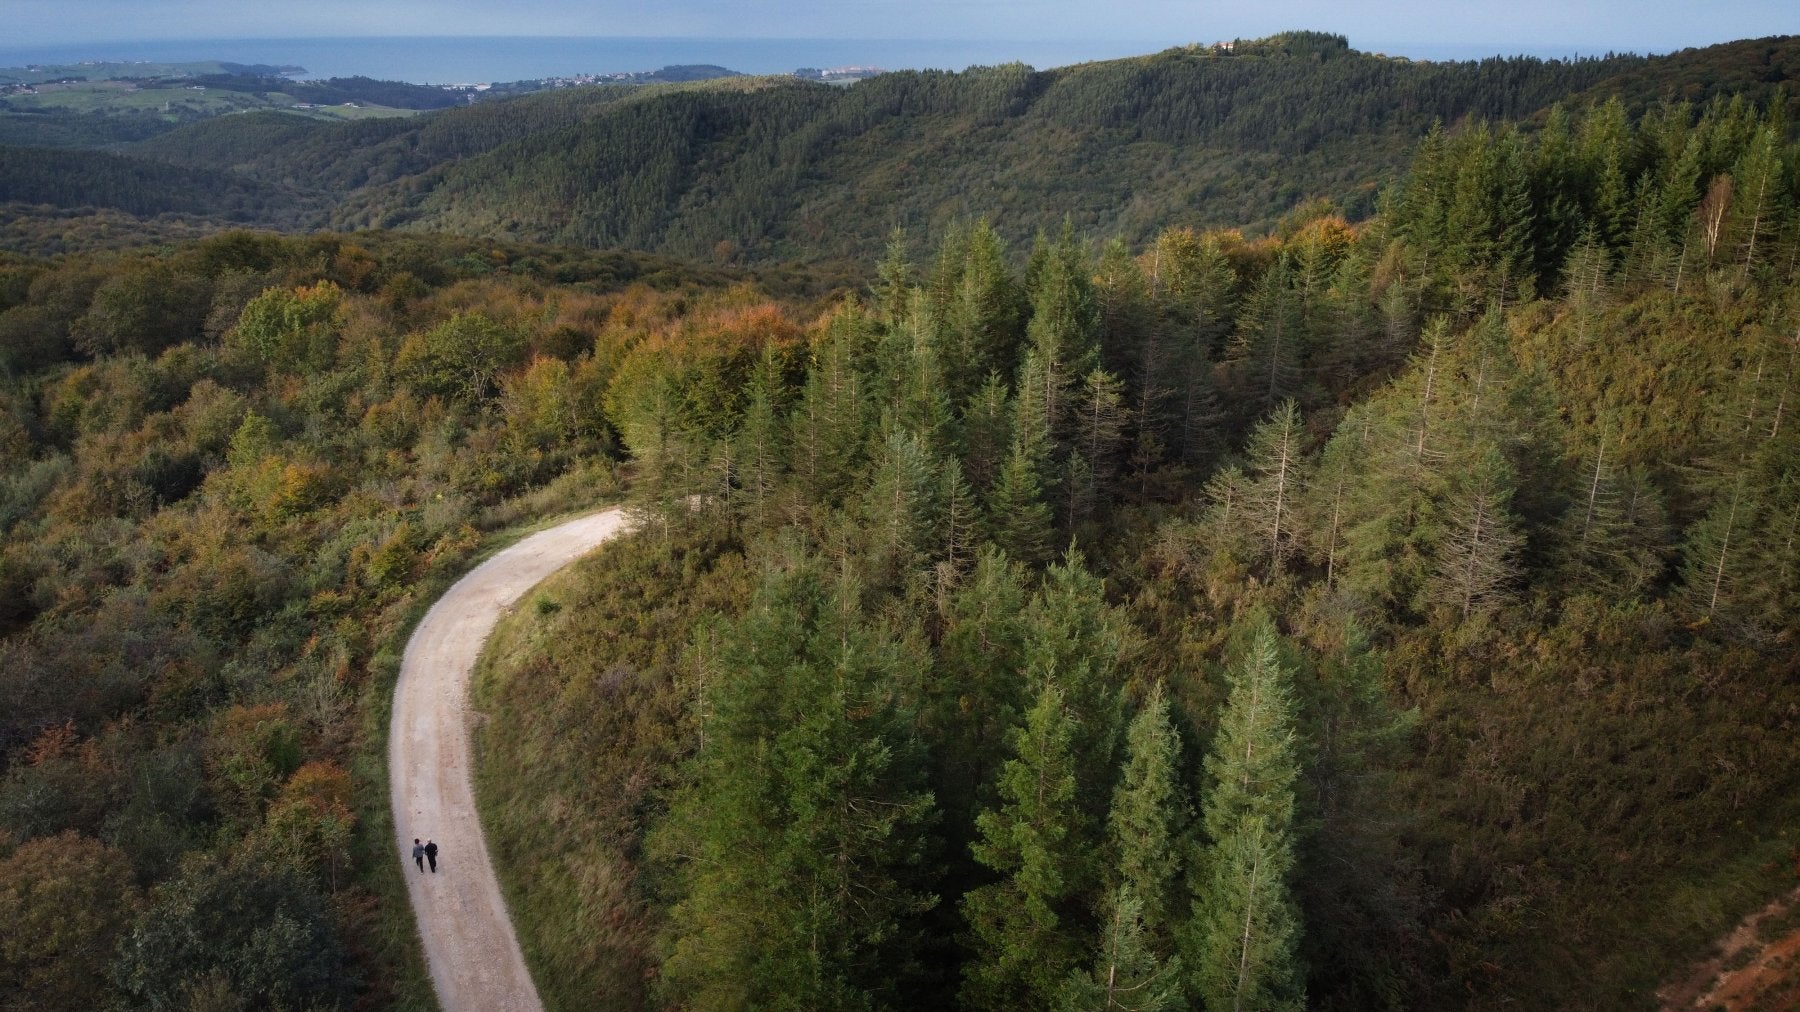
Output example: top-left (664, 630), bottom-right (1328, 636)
top-left (0, 35), bottom-right (1600, 85)
top-left (0, 36), bottom-right (1182, 84)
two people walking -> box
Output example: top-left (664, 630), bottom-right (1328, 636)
top-left (411, 837), bottom-right (440, 873)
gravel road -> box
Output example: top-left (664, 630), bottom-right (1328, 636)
top-left (388, 508), bottom-right (632, 1012)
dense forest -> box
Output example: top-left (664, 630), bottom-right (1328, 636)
top-left (471, 92), bottom-right (1800, 1009)
top-left (0, 32), bottom-right (1796, 1012)
top-left (2, 33), bottom-right (1796, 265)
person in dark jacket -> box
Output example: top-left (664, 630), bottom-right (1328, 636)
top-left (411, 838), bottom-right (425, 872)
top-left (425, 839), bottom-right (439, 873)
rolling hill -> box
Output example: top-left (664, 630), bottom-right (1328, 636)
top-left (2, 32), bottom-right (1795, 263)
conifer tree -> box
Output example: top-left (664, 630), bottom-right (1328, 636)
top-left (1231, 253), bottom-right (1304, 413)
top-left (861, 429), bottom-right (940, 588)
top-left (654, 565), bottom-right (937, 1009)
top-left (1751, 470), bottom-right (1800, 622)
top-left (1024, 224), bottom-right (1101, 439)
top-left (790, 307), bottom-right (870, 508)
top-left (1059, 887), bottom-right (1185, 1012)
top-left (892, 292), bottom-right (955, 449)
top-left (1238, 400), bottom-right (1310, 578)
top-left (1728, 126), bottom-right (1784, 278)
top-left (1681, 475), bottom-right (1754, 622)
top-left (1067, 368), bottom-right (1127, 526)
top-left (1022, 551), bottom-right (1130, 821)
top-left (1552, 434), bottom-right (1671, 596)
top-left (933, 547), bottom-right (1030, 831)
top-left (989, 435), bottom-right (1055, 566)
top-left (1063, 450), bottom-right (1098, 534)
top-left (1430, 446), bottom-right (1525, 620)
top-left (960, 372), bottom-right (1014, 493)
top-left (1095, 238), bottom-right (1153, 382)
top-left (936, 455), bottom-right (984, 578)
top-left (1492, 129), bottom-right (1538, 303)
top-left (944, 220), bottom-right (1025, 405)
top-left (1145, 228), bottom-right (1236, 472)
top-left (1108, 682), bottom-right (1188, 938)
top-left (1563, 225), bottom-right (1612, 344)
top-left (877, 227), bottom-right (914, 329)
top-left (962, 680), bottom-right (1088, 1009)
top-left (1187, 621), bottom-right (1305, 1012)
top-left (1293, 624), bottom-right (1420, 1006)
top-left (734, 347), bottom-right (787, 532)
top-left (991, 364), bottom-right (1057, 564)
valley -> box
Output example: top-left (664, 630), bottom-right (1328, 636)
top-left (0, 27), bottom-right (1796, 1011)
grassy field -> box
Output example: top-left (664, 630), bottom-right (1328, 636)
top-left (0, 60), bottom-right (272, 86)
top-left (1, 80), bottom-right (419, 121)
top-left (470, 517), bottom-right (752, 1011)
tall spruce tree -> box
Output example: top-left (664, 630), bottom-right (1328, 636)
top-left (1430, 445), bottom-right (1525, 621)
top-left (1059, 886), bottom-right (1185, 1012)
top-left (1186, 621), bottom-right (1305, 1012)
top-left (653, 564), bottom-right (937, 1009)
top-left (1022, 551), bottom-right (1130, 823)
top-left (1238, 400), bottom-right (1310, 578)
top-left (1107, 682), bottom-right (1188, 942)
top-left (1023, 223), bottom-right (1101, 442)
top-left (962, 680), bottom-right (1089, 1009)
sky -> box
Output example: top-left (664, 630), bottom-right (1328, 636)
top-left (11, 0), bottom-right (1794, 58)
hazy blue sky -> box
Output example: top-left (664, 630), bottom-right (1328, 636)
top-left (13, 1), bottom-right (1792, 56)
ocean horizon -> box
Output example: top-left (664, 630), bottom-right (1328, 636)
top-left (0, 36), bottom-right (1175, 84)
top-left (0, 35), bottom-right (1610, 85)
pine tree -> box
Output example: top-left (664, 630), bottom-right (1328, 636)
top-left (1024, 224), bottom-right (1101, 441)
top-left (1553, 433), bottom-right (1671, 596)
top-left (1430, 446), bottom-right (1525, 620)
top-left (944, 220), bottom-right (1025, 404)
top-left (1751, 470), bottom-right (1800, 623)
top-left (1563, 225), bottom-right (1612, 345)
top-left (1146, 229), bottom-right (1236, 473)
top-left (936, 455), bottom-right (984, 578)
top-left (960, 372), bottom-right (1014, 493)
top-left (1238, 400), bottom-right (1310, 578)
top-left (962, 680), bottom-right (1089, 1009)
top-left (991, 363), bottom-right (1058, 564)
top-left (932, 546), bottom-right (1030, 834)
top-left (734, 347), bottom-right (787, 532)
top-left (989, 435), bottom-right (1054, 566)
top-left (1107, 682), bottom-right (1188, 937)
top-left (861, 429), bottom-right (940, 588)
top-left (876, 227), bottom-right (914, 329)
top-left (1187, 621), bottom-right (1305, 1012)
top-left (654, 565), bottom-right (937, 1009)
top-left (1059, 887), bottom-right (1185, 1012)
top-left (893, 291), bottom-right (955, 449)
top-left (1729, 126), bottom-right (1783, 278)
top-left (790, 305), bottom-right (871, 508)
top-left (1492, 128), bottom-right (1538, 304)
top-left (1023, 550), bottom-right (1130, 822)
top-left (1293, 624), bottom-right (1420, 1007)
top-left (1681, 475), bottom-right (1754, 622)
top-left (1068, 368), bottom-right (1127, 526)
top-left (1231, 253), bottom-right (1304, 413)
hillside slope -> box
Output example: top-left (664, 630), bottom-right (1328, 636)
top-left (3, 33), bottom-right (1796, 262)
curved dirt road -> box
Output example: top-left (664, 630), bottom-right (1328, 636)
top-left (389, 508), bottom-right (631, 1012)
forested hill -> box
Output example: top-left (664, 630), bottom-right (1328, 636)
top-left (4, 32), bottom-right (1795, 263)
top-left (0, 55), bottom-right (1797, 1009)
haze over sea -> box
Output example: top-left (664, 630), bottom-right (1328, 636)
top-left (0, 35), bottom-right (1598, 84)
